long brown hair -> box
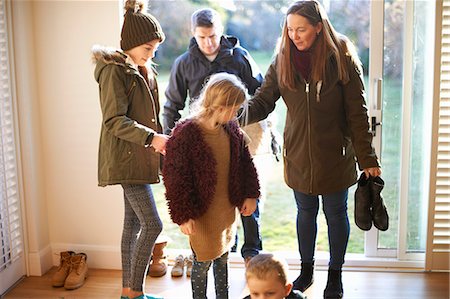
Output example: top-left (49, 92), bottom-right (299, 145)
top-left (276, 0), bottom-right (361, 90)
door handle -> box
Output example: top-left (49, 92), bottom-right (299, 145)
top-left (371, 116), bottom-right (382, 136)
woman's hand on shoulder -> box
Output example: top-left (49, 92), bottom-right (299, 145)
top-left (179, 219), bottom-right (195, 235)
top-left (363, 167), bottom-right (382, 178)
top-left (151, 133), bottom-right (169, 155)
top-left (240, 198), bottom-right (257, 216)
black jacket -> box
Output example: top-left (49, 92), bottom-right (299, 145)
top-left (163, 35), bottom-right (263, 134)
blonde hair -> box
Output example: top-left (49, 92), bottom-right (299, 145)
top-left (192, 72), bottom-right (247, 121)
top-left (245, 253), bottom-right (289, 285)
top-left (276, 0), bottom-right (361, 90)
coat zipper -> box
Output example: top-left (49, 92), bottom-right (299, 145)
top-left (135, 70), bottom-right (159, 169)
top-left (305, 80), bottom-right (314, 194)
top-left (139, 72), bottom-right (159, 131)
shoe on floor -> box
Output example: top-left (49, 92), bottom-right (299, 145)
top-left (292, 261), bottom-right (314, 292)
top-left (64, 253), bottom-right (88, 290)
top-left (171, 254), bottom-right (184, 277)
top-left (148, 241), bottom-right (168, 277)
top-left (52, 251), bottom-right (75, 287)
top-left (185, 254), bottom-right (193, 277)
top-left (323, 268), bottom-right (343, 298)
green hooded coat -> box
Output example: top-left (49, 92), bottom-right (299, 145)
top-left (92, 46), bottom-right (161, 186)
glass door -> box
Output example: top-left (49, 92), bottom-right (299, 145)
top-left (365, 0), bottom-right (436, 261)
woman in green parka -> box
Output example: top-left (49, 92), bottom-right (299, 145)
top-left (243, 1), bottom-right (381, 298)
top-left (92, 1), bottom-right (167, 298)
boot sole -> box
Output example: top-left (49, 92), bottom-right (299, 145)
top-left (64, 275), bottom-right (87, 290)
top-left (294, 280), bottom-right (313, 292)
top-left (148, 269), bottom-right (167, 277)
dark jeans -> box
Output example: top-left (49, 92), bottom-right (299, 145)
top-left (231, 201), bottom-right (262, 258)
top-left (191, 252), bottom-right (229, 299)
top-left (294, 189), bottom-right (350, 270)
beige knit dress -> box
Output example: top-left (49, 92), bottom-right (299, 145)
top-left (189, 123), bottom-right (238, 262)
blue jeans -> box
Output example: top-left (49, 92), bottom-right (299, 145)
top-left (191, 252), bottom-right (229, 299)
top-left (294, 189), bottom-right (350, 270)
top-left (231, 202), bottom-right (262, 259)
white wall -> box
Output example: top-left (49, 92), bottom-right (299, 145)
top-left (11, 0), bottom-right (125, 275)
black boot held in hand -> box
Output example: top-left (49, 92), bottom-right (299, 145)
top-left (292, 262), bottom-right (314, 292)
top-left (371, 176), bottom-right (389, 231)
top-left (323, 268), bottom-right (343, 299)
top-left (354, 173), bottom-right (372, 231)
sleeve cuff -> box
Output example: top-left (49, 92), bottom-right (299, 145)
top-left (145, 132), bottom-right (155, 147)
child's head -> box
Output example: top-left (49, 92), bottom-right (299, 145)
top-left (245, 254), bottom-right (293, 299)
top-left (194, 72), bottom-right (247, 125)
top-left (121, 0), bottom-right (165, 66)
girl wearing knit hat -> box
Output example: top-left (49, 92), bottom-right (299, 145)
top-left (92, 1), bottom-right (166, 298)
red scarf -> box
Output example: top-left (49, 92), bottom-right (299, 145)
top-left (292, 47), bottom-right (312, 80)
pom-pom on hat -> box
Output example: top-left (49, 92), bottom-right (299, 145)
top-left (120, 0), bottom-right (165, 51)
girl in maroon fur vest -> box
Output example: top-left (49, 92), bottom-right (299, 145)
top-left (163, 72), bottom-right (260, 299)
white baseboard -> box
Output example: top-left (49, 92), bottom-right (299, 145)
top-left (47, 245), bottom-right (426, 273)
top-left (51, 243), bottom-right (122, 270)
top-left (28, 244), bottom-right (53, 276)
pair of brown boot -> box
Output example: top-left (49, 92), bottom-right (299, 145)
top-left (52, 251), bottom-right (88, 290)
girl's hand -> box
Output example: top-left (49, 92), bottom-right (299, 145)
top-left (240, 198), bottom-right (257, 216)
top-left (151, 133), bottom-right (169, 155)
top-left (179, 219), bottom-right (195, 235)
top-left (363, 167), bottom-right (382, 178)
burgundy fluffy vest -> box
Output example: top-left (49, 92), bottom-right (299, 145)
top-left (163, 119), bottom-right (260, 225)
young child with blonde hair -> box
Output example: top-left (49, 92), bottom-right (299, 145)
top-left (163, 72), bottom-right (260, 299)
top-left (245, 254), bottom-right (307, 299)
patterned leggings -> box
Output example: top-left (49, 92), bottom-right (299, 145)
top-left (121, 184), bottom-right (162, 292)
top-left (191, 252), bottom-right (229, 299)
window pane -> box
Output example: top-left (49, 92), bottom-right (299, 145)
top-left (327, 0), bottom-right (370, 254)
top-left (378, 0), bottom-right (405, 250)
top-left (406, 0), bottom-right (434, 252)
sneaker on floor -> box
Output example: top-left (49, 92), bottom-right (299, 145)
top-left (185, 254), bottom-right (193, 277)
top-left (171, 254), bottom-right (184, 277)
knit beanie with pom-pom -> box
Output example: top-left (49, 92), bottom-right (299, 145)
top-left (120, 0), bottom-right (165, 51)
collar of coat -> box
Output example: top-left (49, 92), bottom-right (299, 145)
top-left (188, 35), bottom-right (240, 61)
top-left (91, 45), bottom-right (158, 77)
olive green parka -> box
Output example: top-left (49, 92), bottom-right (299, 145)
top-left (246, 54), bottom-right (379, 195)
top-left (92, 46), bottom-right (161, 186)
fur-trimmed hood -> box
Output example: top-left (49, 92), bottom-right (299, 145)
top-left (92, 45), bottom-right (129, 83)
top-left (91, 45), bottom-right (127, 65)
top-left (92, 44), bottom-right (158, 83)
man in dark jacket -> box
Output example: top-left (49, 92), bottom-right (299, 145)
top-left (163, 8), bottom-right (264, 262)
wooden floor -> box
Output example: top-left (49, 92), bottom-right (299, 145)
top-left (3, 265), bottom-right (449, 299)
